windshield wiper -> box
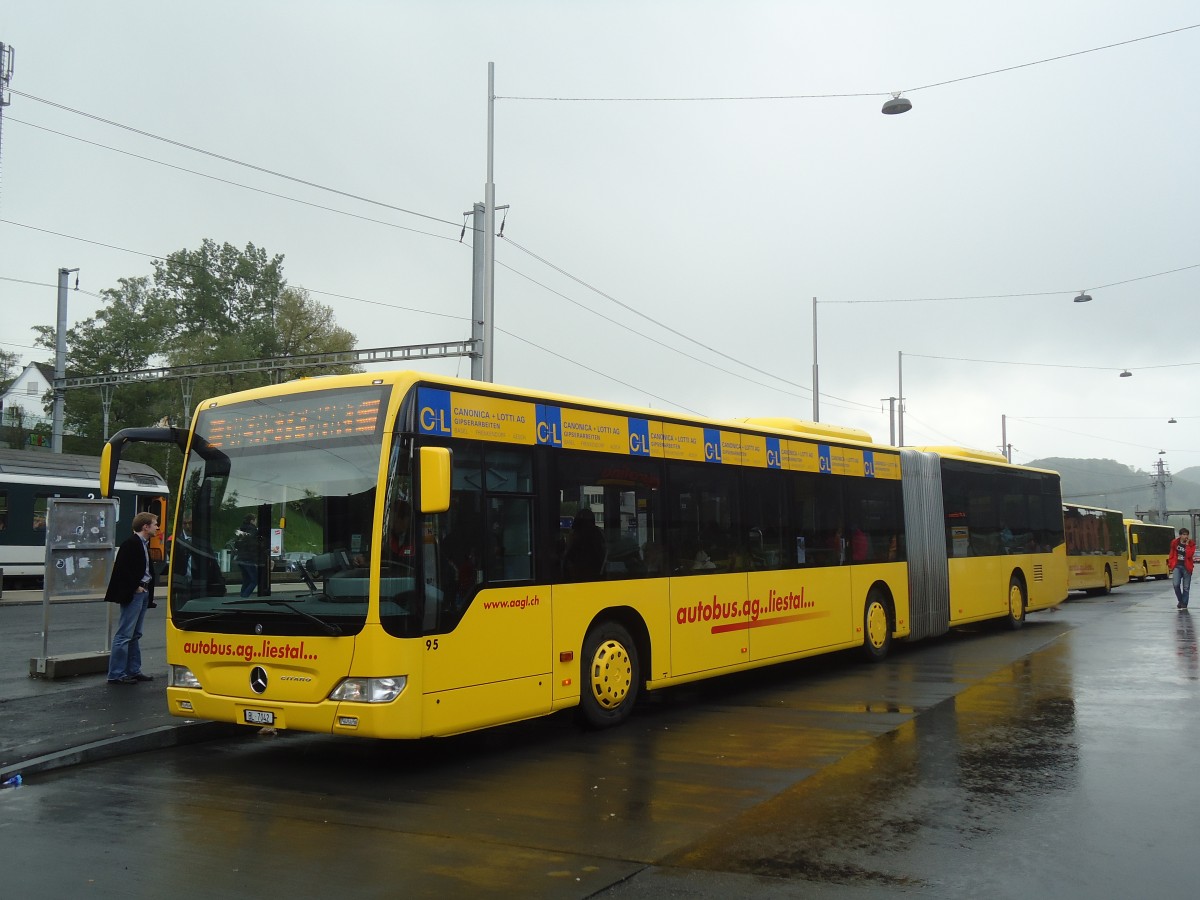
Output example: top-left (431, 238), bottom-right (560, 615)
top-left (224, 597), bottom-right (343, 636)
top-left (176, 612), bottom-right (234, 631)
top-left (177, 599), bottom-right (343, 636)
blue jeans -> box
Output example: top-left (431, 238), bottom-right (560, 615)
top-left (108, 591), bottom-right (150, 680)
top-left (1172, 566), bottom-right (1191, 607)
top-left (238, 562), bottom-right (259, 597)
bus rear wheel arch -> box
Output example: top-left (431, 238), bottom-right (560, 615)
top-left (861, 586), bottom-right (893, 662)
top-left (579, 620), bottom-right (641, 729)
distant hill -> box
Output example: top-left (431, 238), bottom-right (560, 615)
top-left (1026, 457), bottom-right (1200, 524)
top-left (1178, 466), bottom-right (1200, 484)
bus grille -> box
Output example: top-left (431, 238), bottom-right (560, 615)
top-left (1033, 564), bottom-right (1044, 582)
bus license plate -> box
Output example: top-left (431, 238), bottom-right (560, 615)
top-left (244, 709), bottom-right (275, 725)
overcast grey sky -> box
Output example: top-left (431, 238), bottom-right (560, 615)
top-left (2, 1), bottom-right (1197, 476)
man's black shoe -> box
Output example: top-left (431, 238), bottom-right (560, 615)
top-left (131, 673), bottom-right (154, 681)
top-left (107, 676), bottom-right (138, 685)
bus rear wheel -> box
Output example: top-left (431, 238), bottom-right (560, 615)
top-left (1101, 567), bottom-right (1112, 595)
top-left (579, 622), bottom-right (640, 728)
top-left (861, 590), bottom-right (892, 662)
top-left (1006, 576), bottom-right (1026, 630)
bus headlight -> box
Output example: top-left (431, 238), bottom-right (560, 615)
top-left (170, 665), bottom-right (202, 689)
top-left (329, 676), bottom-right (407, 703)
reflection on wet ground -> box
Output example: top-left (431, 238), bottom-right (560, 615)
top-left (1176, 610), bottom-right (1198, 680)
top-left (663, 643), bottom-right (1078, 890)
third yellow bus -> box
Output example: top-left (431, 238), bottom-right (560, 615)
top-left (1125, 519), bottom-right (1173, 581)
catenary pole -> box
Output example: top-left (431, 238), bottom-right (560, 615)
top-left (482, 62), bottom-right (496, 382)
top-left (52, 267), bottom-right (77, 453)
top-left (811, 297), bottom-right (819, 422)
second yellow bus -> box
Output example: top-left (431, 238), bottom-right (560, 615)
top-left (1063, 504), bottom-right (1129, 594)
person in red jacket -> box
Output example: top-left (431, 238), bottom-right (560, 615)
top-left (1168, 527), bottom-right (1196, 610)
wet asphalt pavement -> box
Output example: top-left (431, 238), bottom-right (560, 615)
top-left (0, 580), bottom-right (1196, 898)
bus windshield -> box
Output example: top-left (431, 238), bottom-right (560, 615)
top-left (169, 384), bottom-right (390, 636)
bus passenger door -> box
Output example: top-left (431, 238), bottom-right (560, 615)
top-left (146, 495), bottom-right (168, 567)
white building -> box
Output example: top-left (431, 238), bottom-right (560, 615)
top-left (0, 361), bottom-right (55, 432)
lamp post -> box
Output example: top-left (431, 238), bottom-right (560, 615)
top-left (812, 297), bottom-right (819, 421)
top-left (52, 266), bottom-right (78, 453)
top-left (482, 61), bottom-right (496, 383)
top-left (811, 100), bottom-right (911, 423)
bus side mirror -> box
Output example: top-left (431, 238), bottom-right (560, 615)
top-left (419, 446), bottom-right (451, 514)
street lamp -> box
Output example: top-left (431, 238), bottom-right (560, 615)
top-left (1120, 370), bottom-right (1132, 378)
top-left (1073, 291), bottom-right (1093, 303)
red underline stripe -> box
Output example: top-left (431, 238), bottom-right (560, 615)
top-left (710, 610), bottom-right (830, 634)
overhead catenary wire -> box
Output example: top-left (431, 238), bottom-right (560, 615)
top-left (6, 88), bottom-right (464, 230)
top-left (905, 351), bottom-right (1200, 375)
top-left (4, 117), bottom-right (464, 243)
top-left (496, 24), bottom-right (1200, 101)
top-left (501, 234), bottom-right (877, 411)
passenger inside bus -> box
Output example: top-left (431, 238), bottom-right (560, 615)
top-left (562, 508), bottom-right (607, 580)
top-left (387, 499), bottom-right (415, 563)
top-left (849, 525), bottom-right (869, 562)
top-left (641, 540), bottom-right (665, 575)
top-left (440, 499), bottom-right (482, 611)
top-left (683, 536), bottom-right (717, 572)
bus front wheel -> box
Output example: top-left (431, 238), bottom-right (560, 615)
top-left (1006, 577), bottom-right (1026, 630)
top-left (579, 622), bottom-right (640, 728)
top-left (861, 590), bottom-right (892, 662)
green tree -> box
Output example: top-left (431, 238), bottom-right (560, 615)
top-left (35, 239), bottom-right (358, 459)
top-left (154, 238), bottom-right (286, 361)
top-left (276, 287), bottom-right (357, 366)
top-left (0, 348), bottom-right (20, 385)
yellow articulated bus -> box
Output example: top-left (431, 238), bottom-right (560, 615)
top-left (100, 371), bottom-right (1067, 740)
top-left (1062, 504), bottom-right (1130, 595)
top-left (1125, 519), bottom-right (1174, 581)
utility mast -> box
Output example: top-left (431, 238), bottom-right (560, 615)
top-left (0, 42), bottom-right (14, 205)
top-left (1150, 455), bottom-right (1171, 524)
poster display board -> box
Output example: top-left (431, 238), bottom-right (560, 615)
top-left (30, 497), bottom-right (120, 678)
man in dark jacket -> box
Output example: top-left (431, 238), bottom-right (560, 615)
top-left (105, 511), bottom-right (159, 684)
